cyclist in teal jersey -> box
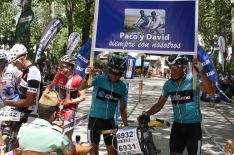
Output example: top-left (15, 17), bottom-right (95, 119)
top-left (138, 55), bottom-right (212, 155)
top-left (134, 10), bottom-right (149, 29)
top-left (80, 54), bottom-right (128, 155)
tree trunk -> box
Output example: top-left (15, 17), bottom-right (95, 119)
top-left (66, 0), bottom-right (74, 35)
top-left (231, 0), bottom-right (234, 61)
top-left (81, 0), bottom-right (94, 45)
top-left (21, 0), bottom-right (31, 49)
top-left (50, 0), bottom-right (56, 19)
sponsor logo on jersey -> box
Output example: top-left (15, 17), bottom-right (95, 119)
top-left (96, 87), bottom-right (120, 103)
top-left (169, 90), bottom-right (193, 104)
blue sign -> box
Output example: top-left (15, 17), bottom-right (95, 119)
top-left (93, 0), bottom-right (197, 55)
top-left (124, 55), bottom-right (136, 79)
top-left (74, 39), bottom-right (100, 77)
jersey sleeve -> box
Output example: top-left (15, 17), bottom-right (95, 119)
top-left (162, 81), bottom-right (169, 97)
top-left (27, 67), bottom-right (41, 93)
top-left (92, 74), bottom-right (104, 86)
top-left (52, 72), bottom-right (63, 84)
top-left (71, 74), bottom-right (83, 88)
top-left (120, 82), bottom-right (128, 103)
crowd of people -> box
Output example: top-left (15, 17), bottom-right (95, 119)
top-left (0, 43), bottom-right (212, 155)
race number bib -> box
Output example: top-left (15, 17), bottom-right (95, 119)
top-left (0, 107), bottom-right (21, 121)
top-left (116, 128), bottom-right (142, 155)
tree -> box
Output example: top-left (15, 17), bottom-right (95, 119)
top-left (0, 2), bottom-right (19, 46)
top-left (81, 0), bottom-right (94, 44)
top-left (66, 0), bottom-right (74, 35)
top-left (20, 0), bottom-right (32, 48)
top-left (199, 0), bottom-right (231, 51)
top-left (231, 0), bottom-right (234, 61)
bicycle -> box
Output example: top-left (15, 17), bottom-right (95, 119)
top-left (102, 119), bottom-right (170, 155)
top-left (0, 106), bottom-right (38, 153)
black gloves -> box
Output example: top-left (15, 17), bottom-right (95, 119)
top-left (138, 112), bottom-right (150, 125)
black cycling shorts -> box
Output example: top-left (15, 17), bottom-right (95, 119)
top-left (170, 122), bottom-right (202, 155)
top-left (87, 117), bottom-right (117, 146)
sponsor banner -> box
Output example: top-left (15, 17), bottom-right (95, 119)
top-left (74, 39), bottom-right (100, 77)
top-left (93, 0), bottom-right (197, 55)
top-left (34, 18), bottom-right (63, 63)
top-left (197, 46), bottom-right (232, 103)
top-left (197, 46), bottom-right (218, 81)
top-left (15, 9), bottom-right (34, 43)
top-left (67, 32), bottom-right (80, 55)
top-left (124, 55), bottom-right (136, 79)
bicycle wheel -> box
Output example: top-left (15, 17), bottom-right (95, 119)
top-left (141, 131), bottom-right (160, 155)
top-left (147, 141), bottom-right (158, 155)
top-left (5, 128), bottom-right (18, 151)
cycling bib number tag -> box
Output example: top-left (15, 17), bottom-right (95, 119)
top-left (116, 128), bottom-right (142, 155)
top-left (0, 108), bottom-right (21, 121)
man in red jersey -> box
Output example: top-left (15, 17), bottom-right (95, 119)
top-left (45, 55), bottom-right (85, 138)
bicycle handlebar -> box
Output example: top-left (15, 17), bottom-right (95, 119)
top-left (101, 119), bottom-right (170, 135)
top-left (21, 113), bottom-right (38, 118)
top-left (148, 119), bottom-right (170, 127)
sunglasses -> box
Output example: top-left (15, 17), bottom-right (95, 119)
top-left (169, 65), bottom-right (182, 70)
top-left (59, 63), bottom-right (68, 69)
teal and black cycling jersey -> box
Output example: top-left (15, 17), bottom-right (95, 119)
top-left (141, 16), bottom-right (149, 23)
top-left (162, 74), bottom-right (202, 123)
top-left (89, 74), bottom-right (128, 119)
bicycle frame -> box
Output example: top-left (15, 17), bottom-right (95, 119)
top-left (137, 125), bottom-right (159, 155)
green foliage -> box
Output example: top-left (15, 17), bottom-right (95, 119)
top-left (225, 61), bottom-right (234, 74)
top-left (199, 0), bottom-right (231, 50)
top-left (0, 2), bottom-right (19, 35)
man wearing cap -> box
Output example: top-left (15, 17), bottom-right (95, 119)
top-left (17, 94), bottom-right (76, 155)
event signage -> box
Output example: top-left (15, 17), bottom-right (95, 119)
top-left (92, 0), bottom-right (198, 55)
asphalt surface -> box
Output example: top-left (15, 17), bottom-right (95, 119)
top-left (73, 77), bottom-right (234, 155)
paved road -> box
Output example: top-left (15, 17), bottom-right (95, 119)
top-left (73, 77), bottom-right (234, 155)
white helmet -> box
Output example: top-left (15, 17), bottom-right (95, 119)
top-left (0, 49), bottom-right (8, 62)
top-left (60, 55), bottom-right (77, 66)
top-left (9, 44), bottom-right (28, 62)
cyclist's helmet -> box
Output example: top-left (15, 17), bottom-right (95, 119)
top-left (9, 44), bottom-right (28, 62)
top-left (108, 54), bottom-right (127, 76)
top-left (151, 11), bottom-right (156, 16)
top-left (60, 55), bottom-right (77, 66)
top-left (0, 49), bottom-right (8, 62)
top-left (165, 55), bottom-right (188, 66)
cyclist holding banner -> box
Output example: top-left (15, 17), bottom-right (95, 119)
top-left (138, 55), bottom-right (212, 155)
top-left (80, 54), bottom-right (128, 155)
